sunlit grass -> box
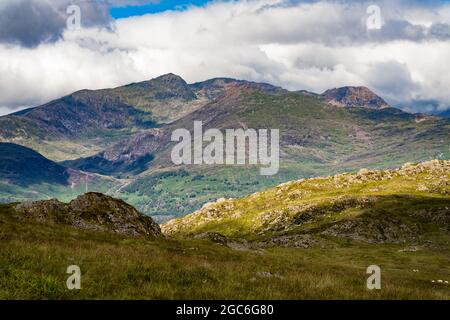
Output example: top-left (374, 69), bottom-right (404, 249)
top-left (1, 210), bottom-right (449, 300)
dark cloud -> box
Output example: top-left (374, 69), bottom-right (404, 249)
top-left (429, 23), bottom-right (450, 39)
top-left (0, 0), bottom-right (114, 48)
top-left (225, 1), bottom-right (450, 46)
top-left (364, 60), bottom-right (420, 105)
top-left (0, 0), bottom-right (161, 48)
top-left (1, 0), bottom-right (450, 48)
top-left (401, 99), bottom-right (449, 115)
top-left (367, 20), bottom-right (450, 42)
top-left (376, 20), bottom-right (426, 41)
top-left (0, 0), bottom-right (65, 47)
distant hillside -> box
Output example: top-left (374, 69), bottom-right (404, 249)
top-left (62, 129), bottom-right (165, 176)
top-left (0, 143), bottom-right (70, 186)
top-left (66, 81), bottom-right (449, 180)
top-left (1, 74), bottom-right (449, 219)
top-left (0, 74), bottom-right (274, 160)
top-left (0, 142), bottom-right (121, 204)
top-left (73, 84), bottom-right (449, 218)
top-left (162, 160), bottom-right (450, 246)
top-left (0, 74), bottom-right (401, 161)
top-left (438, 109), bottom-right (450, 118)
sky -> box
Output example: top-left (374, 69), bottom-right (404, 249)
top-left (1, 0), bottom-right (450, 116)
top-left (110, 0), bottom-right (214, 18)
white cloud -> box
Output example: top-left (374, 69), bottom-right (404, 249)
top-left (1, 0), bottom-right (450, 115)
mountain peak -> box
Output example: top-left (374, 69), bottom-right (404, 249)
top-left (124, 73), bottom-right (196, 101)
top-left (321, 86), bottom-right (390, 109)
top-left (154, 73), bottom-right (186, 83)
top-left (190, 77), bottom-right (284, 100)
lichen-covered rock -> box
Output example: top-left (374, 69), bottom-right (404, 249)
top-left (320, 216), bottom-right (419, 244)
top-left (14, 192), bottom-right (162, 237)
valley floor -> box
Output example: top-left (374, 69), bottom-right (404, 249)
top-left (1, 213), bottom-right (449, 299)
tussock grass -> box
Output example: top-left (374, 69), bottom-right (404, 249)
top-left (1, 212), bottom-right (449, 299)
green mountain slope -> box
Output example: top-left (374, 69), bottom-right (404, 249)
top-left (0, 74), bottom-right (217, 160)
top-left (103, 86), bottom-right (449, 218)
top-left (0, 143), bottom-right (70, 186)
top-left (0, 90), bottom-right (156, 160)
top-left (0, 143), bottom-right (121, 203)
top-left (0, 75), bottom-right (288, 161)
top-left (162, 160), bottom-right (450, 244)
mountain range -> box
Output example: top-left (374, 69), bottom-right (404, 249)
top-left (0, 73), bottom-right (449, 220)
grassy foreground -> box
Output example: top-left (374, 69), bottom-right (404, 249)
top-left (1, 211), bottom-right (449, 299)
top-left (1, 161), bottom-right (449, 299)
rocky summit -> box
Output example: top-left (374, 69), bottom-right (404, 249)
top-left (13, 192), bottom-right (162, 237)
top-left (321, 86), bottom-right (390, 109)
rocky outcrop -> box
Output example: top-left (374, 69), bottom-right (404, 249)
top-left (320, 215), bottom-right (420, 244)
top-left (321, 86), bottom-right (390, 109)
top-left (14, 193), bottom-right (162, 238)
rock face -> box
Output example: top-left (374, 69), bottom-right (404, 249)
top-left (321, 86), bottom-right (390, 109)
top-left (14, 193), bottom-right (162, 237)
top-left (320, 215), bottom-right (419, 244)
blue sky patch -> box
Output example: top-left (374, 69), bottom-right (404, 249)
top-left (110, 0), bottom-right (215, 19)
